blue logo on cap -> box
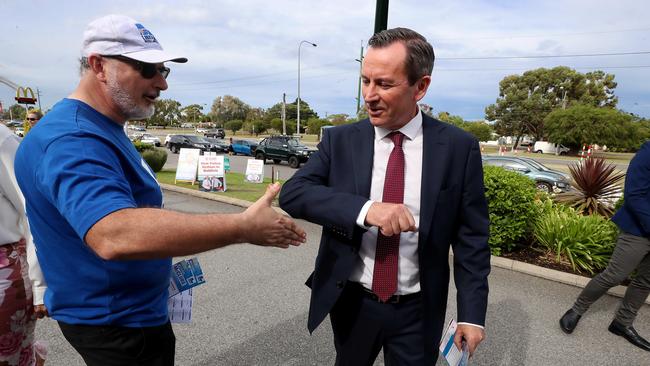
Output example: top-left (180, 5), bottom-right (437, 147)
top-left (135, 23), bottom-right (157, 43)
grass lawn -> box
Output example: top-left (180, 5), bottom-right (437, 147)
top-left (156, 170), bottom-right (284, 202)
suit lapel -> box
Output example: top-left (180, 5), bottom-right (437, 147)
top-left (418, 115), bottom-right (449, 247)
top-left (352, 120), bottom-right (374, 198)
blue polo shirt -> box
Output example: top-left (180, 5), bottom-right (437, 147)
top-left (15, 98), bottom-right (170, 327)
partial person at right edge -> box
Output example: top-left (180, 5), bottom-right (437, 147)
top-left (560, 141), bottom-right (650, 352)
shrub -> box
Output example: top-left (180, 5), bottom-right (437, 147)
top-left (533, 199), bottom-right (618, 274)
top-left (133, 141), bottom-right (155, 152)
top-left (483, 166), bottom-right (539, 256)
top-left (141, 149), bottom-right (168, 172)
top-left (554, 157), bottom-right (624, 217)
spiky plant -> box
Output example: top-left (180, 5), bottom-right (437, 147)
top-left (554, 157), bottom-right (624, 217)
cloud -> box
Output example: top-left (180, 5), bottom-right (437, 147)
top-left (1, 0), bottom-right (649, 119)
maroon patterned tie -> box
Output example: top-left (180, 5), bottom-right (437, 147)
top-left (372, 131), bottom-right (405, 302)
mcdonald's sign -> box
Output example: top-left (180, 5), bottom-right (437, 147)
top-left (15, 86), bottom-right (37, 105)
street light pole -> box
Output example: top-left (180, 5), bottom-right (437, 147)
top-left (298, 40), bottom-right (317, 136)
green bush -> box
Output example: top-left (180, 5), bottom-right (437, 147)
top-left (533, 199), bottom-right (618, 274)
top-left (141, 149), bottom-right (168, 173)
top-left (483, 166), bottom-right (538, 256)
top-left (133, 141), bottom-right (155, 152)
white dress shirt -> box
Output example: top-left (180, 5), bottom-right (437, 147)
top-left (0, 124), bottom-right (47, 305)
top-left (350, 110), bottom-right (423, 295)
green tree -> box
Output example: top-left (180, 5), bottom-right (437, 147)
top-left (436, 111), bottom-right (466, 128)
top-left (327, 114), bottom-right (350, 126)
top-left (269, 119), bottom-right (296, 135)
top-left (224, 119), bottom-right (243, 135)
top-left (485, 66), bottom-right (618, 145)
top-left (265, 98), bottom-right (318, 125)
top-left (464, 122), bottom-right (493, 142)
top-left (146, 99), bottom-right (181, 127)
top-left (307, 118), bottom-right (331, 138)
top-left (210, 95), bottom-right (250, 125)
top-left (181, 104), bottom-right (204, 125)
top-left (244, 120), bottom-right (269, 136)
top-left (544, 105), bottom-right (635, 150)
top-left (2, 104), bottom-right (27, 120)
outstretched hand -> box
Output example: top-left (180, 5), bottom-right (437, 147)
top-left (242, 182), bottom-right (306, 248)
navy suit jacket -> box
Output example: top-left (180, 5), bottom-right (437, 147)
top-left (279, 114), bottom-right (491, 350)
top-left (612, 141), bottom-right (650, 237)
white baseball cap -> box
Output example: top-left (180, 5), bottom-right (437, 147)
top-left (82, 14), bottom-right (187, 64)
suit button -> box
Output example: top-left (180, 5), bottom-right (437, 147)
top-left (336, 280), bottom-right (345, 289)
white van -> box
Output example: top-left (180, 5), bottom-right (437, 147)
top-left (533, 141), bottom-right (570, 155)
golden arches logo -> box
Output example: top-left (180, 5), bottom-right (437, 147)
top-left (15, 86), bottom-right (36, 104)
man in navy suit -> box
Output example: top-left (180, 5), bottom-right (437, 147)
top-left (280, 28), bottom-right (490, 365)
top-left (560, 141), bottom-right (650, 352)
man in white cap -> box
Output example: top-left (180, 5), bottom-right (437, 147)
top-left (15, 14), bottom-right (306, 365)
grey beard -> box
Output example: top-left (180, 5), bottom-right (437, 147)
top-left (107, 77), bottom-right (155, 120)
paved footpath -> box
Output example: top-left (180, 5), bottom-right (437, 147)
top-left (36, 191), bottom-right (649, 365)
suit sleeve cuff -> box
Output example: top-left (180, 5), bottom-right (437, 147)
top-left (356, 200), bottom-right (374, 229)
top-left (457, 322), bottom-right (484, 330)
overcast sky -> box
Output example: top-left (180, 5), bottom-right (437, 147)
top-left (1, 0), bottom-right (649, 121)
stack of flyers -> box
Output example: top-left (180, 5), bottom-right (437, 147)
top-left (439, 319), bottom-right (470, 366)
top-left (168, 257), bottom-right (206, 298)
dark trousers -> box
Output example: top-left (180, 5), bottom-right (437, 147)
top-left (572, 232), bottom-right (650, 326)
top-left (58, 321), bottom-right (176, 366)
top-left (330, 283), bottom-right (435, 366)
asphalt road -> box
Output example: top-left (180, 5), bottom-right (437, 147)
top-left (35, 191), bottom-right (649, 365)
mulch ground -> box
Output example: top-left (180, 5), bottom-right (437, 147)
top-left (501, 246), bottom-right (593, 276)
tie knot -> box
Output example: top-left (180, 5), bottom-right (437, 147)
top-left (388, 131), bottom-right (404, 147)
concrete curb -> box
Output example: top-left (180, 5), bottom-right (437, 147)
top-left (161, 183), bottom-right (649, 306)
top-left (490, 256), bottom-right (650, 305)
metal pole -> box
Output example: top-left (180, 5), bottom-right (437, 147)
top-left (356, 41), bottom-right (364, 116)
top-left (297, 40), bottom-right (316, 137)
top-left (374, 0), bottom-right (389, 34)
top-left (36, 88), bottom-right (42, 111)
top-left (282, 93), bottom-right (287, 135)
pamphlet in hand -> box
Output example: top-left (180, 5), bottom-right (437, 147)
top-left (168, 258), bottom-right (206, 324)
top-left (169, 257), bottom-right (206, 298)
top-left (439, 319), bottom-right (470, 366)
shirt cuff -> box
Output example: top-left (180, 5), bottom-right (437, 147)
top-left (356, 200), bottom-right (374, 229)
top-left (457, 322), bottom-right (484, 330)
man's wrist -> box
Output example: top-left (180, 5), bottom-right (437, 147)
top-left (356, 201), bottom-right (374, 229)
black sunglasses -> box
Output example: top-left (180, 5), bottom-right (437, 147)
top-left (26, 117), bottom-right (38, 121)
top-left (103, 55), bottom-right (170, 79)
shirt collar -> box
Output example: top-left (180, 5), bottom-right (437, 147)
top-left (374, 106), bottom-right (423, 142)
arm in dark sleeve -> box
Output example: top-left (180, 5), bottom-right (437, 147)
top-left (452, 139), bottom-right (491, 326)
top-left (624, 142), bottom-right (650, 233)
top-left (280, 129), bottom-right (368, 240)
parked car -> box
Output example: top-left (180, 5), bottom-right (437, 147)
top-left (195, 127), bottom-right (209, 133)
top-left (5, 120), bottom-right (23, 128)
top-left (205, 138), bottom-right (230, 153)
top-left (254, 135), bottom-right (315, 168)
top-left (167, 134), bottom-right (211, 154)
top-left (230, 139), bottom-right (258, 156)
top-left (204, 128), bottom-right (225, 139)
top-left (134, 133), bottom-right (161, 146)
top-left (129, 125), bottom-right (146, 131)
top-left (482, 156), bottom-right (572, 193)
top-left (533, 141), bottom-right (570, 155)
